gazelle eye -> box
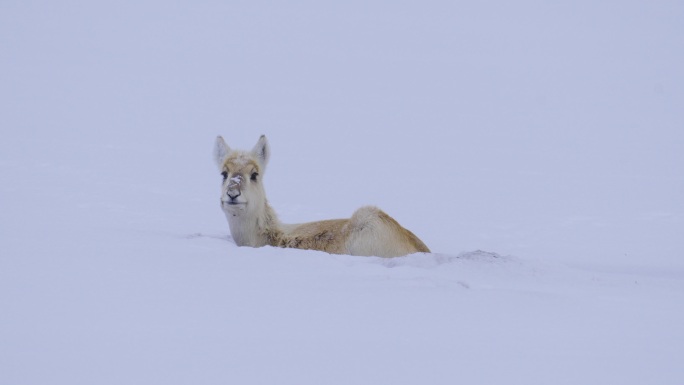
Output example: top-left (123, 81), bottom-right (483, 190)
top-left (251, 172), bottom-right (258, 181)
top-left (221, 171), bottom-right (228, 180)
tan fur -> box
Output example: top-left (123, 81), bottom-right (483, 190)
top-left (213, 135), bottom-right (430, 257)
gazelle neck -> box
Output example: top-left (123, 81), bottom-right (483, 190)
top-left (225, 200), bottom-right (281, 247)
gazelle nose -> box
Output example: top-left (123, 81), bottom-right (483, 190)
top-left (227, 191), bottom-right (241, 200)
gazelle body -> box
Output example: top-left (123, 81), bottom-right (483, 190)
top-left (213, 135), bottom-right (430, 257)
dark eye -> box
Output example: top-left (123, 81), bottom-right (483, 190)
top-left (221, 171), bottom-right (228, 180)
top-left (251, 172), bottom-right (258, 181)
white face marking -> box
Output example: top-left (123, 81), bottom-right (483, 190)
top-left (219, 151), bottom-right (264, 215)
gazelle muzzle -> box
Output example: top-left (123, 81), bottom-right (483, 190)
top-left (226, 175), bottom-right (243, 202)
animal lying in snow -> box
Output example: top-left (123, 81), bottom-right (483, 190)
top-left (213, 135), bottom-right (430, 257)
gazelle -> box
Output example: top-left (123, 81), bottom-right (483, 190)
top-left (213, 135), bottom-right (430, 257)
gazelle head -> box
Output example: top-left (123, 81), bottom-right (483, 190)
top-left (213, 135), bottom-right (270, 217)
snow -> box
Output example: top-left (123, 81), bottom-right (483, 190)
top-left (1, 1), bottom-right (683, 384)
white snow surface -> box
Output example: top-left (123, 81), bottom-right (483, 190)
top-left (1, 1), bottom-right (683, 384)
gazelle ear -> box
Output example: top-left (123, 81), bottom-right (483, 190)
top-left (213, 136), bottom-right (231, 169)
top-left (251, 135), bottom-right (270, 170)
